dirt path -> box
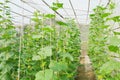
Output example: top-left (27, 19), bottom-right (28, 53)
top-left (75, 24), bottom-right (96, 80)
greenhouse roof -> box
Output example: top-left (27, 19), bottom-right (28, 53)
top-left (3, 0), bottom-right (120, 25)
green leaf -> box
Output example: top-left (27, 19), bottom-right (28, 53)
top-left (45, 14), bottom-right (55, 18)
top-left (51, 7), bottom-right (58, 11)
top-left (45, 69), bottom-right (53, 80)
top-left (114, 31), bottom-right (120, 35)
top-left (90, 14), bottom-right (95, 17)
top-left (101, 13), bottom-right (111, 18)
top-left (49, 60), bottom-right (68, 71)
top-left (0, 2), bottom-right (3, 5)
top-left (100, 25), bottom-right (109, 29)
top-left (108, 45), bottom-right (119, 52)
top-left (31, 18), bottom-right (40, 22)
top-left (111, 16), bottom-right (120, 22)
top-left (33, 11), bottom-right (40, 17)
top-left (109, 36), bottom-right (120, 46)
top-left (51, 2), bottom-right (63, 11)
top-left (32, 35), bottom-right (41, 39)
top-left (61, 53), bottom-right (74, 61)
top-left (53, 3), bottom-right (63, 8)
top-left (109, 2), bottom-right (116, 10)
top-left (42, 26), bottom-right (53, 32)
top-left (32, 55), bottom-right (41, 60)
top-left (100, 60), bottom-right (120, 75)
top-left (32, 46), bottom-right (52, 60)
top-left (56, 21), bottom-right (67, 26)
top-left (35, 69), bottom-right (53, 80)
top-left (38, 46), bottom-right (52, 57)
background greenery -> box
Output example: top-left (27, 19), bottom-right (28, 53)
top-left (0, 0), bottom-right (120, 80)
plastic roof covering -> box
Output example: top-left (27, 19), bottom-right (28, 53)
top-left (6, 0), bottom-right (120, 25)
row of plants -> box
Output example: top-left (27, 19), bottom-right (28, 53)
top-left (89, 1), bottom-right (120, 80)
top-left (0, 0), bottom-right (81, 80)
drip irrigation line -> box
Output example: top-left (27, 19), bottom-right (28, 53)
top-left (9, 1), bottom-right (33, 14)
top-left (0, 6), bottom-right (31, 19)
top-left (41, 0), bottom-right (64, 19)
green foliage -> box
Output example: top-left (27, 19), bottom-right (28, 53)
top-left (56, 21), bottom-right (68, 26)
top-left (0, 0), bottom-right (19, 80)
top-left (35, 69), bottom-right (53, 80)
top-left (109, 36), bottom-right (120, 46)
top-left (0, 1), bottom-right (80, 80)
top-left (89, 2), bottom-right (120, 80)
top-left (61, 53), bottom-right (74, 61)
top-left (49, 60), bottom-right (68, 71)
top-left (100, 60), bottom-right (120, 75)
top-left (51, 2), bottom-right (63, 11)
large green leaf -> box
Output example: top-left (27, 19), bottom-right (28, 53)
top-left (109, 36), bottom-right (120, 46)
top-left (32, 46), bottom-right (52, 60)
top-left (32, 55), bottom-right (41, 60)
top-left (101, 13), bottom-right (111, 18)
top-left (100, 60), bottom-right (120, 75)
top-left (61, 53), bottom-right (74, 61)
top-left (111, 16), bottom-right (120, 22)
top-left (113, 31), bottom-right (120, 35)
top-left (35, 69), bottom-right (53, 80)
top-left (108, 45), bottom-right (119, 52)
top-left (38, 46), bottom-right (52, 57)
top-left (49, 60), bottom-right (68, 71)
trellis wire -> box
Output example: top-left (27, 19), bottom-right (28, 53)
top-left (69, 0), bottom-right (79, 24)
top-left (9, 1), bottom-right (33, 14)
top-left (41, 0), bottom-right (64, 19)
top-left (0, 6), bottom-right (31, 19)
top-left (20, 1), bottom-right (92, 12)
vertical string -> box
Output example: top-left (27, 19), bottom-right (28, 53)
top-left (50, 15), bottom-right (52, 61)
top-left (55, 0), bottom-right (59, 78)
top-left (18, 26), bottom-right (21, 80)
top-left (18, 1), bottom-right (24, 80)
top-left (56, 0), bottom-right (58, 55)
top-left (56, 22), bottom-right (59, 61)
top-left (41, 13), bottom-right (45, 79)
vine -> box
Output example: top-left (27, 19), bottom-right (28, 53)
top-left (89, 2), bottom-right (120, 80)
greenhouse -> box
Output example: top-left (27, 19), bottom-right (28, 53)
top-left (0, 0), bottom-right (120, 80)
